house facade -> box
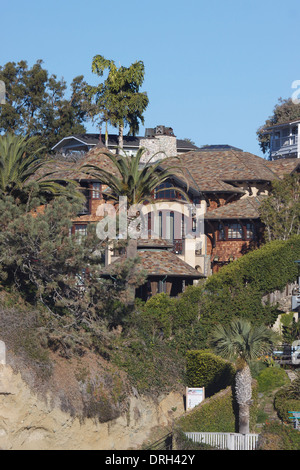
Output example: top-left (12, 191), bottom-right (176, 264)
top-left (39, 142), bottom-right (300, 298)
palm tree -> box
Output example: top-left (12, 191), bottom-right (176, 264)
top-left (82, 147), bottom-right (189, 217)
top-left (0, 133), bottom-right (79, 204)
top-left (82, 148), bottom-right (189, 303)
top-left (210, 318), bottom-right (278, 434)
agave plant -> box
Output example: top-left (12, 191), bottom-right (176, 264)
top-left (210, 318), bottom-right (278, 434)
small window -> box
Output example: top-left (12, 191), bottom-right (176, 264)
top-left (228, 223), bottom-right (243, 239)
top-left (218, 223), bottom-right (226, 240)
top-left (92, 182), bottom-right (101, 199)
top-left (74, 224), bottom-right (87, 243)
top-left (246, 223), bottom-right (254, 240)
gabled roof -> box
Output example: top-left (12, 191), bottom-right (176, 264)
top-left (160, 149), bottom-right (280, 194)
top-left (205, 196), bottom-right (267, 220)
top-left (102, 249), bottom-right (204, 278)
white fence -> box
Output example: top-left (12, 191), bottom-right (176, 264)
top-left (184, 432), bottom-right (259, 450)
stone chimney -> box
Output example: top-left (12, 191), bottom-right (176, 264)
top-left (139, 125), bottom-right (177, 163)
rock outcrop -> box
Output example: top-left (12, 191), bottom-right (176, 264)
top-left (0, 365), bottom-right (184, 450)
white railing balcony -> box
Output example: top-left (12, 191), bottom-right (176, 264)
top-left (270, 134), bottom-right (299, 159)
top-left (271, 135), bottom-right (298, 151)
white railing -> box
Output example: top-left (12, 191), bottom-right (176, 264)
top-left (184, 432), bottom-right (259, 450)
top-left (271, 135), bottom-right (298, 151)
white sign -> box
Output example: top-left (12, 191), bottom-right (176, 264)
top-left (186, 387), bottom-right (205, 410)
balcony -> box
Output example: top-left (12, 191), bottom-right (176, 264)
top-left (270, 133), bottom-right (299, 159)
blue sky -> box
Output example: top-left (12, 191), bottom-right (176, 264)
top-left (1, 0), bottom-right (300, 157)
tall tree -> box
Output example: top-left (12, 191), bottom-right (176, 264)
top-left (0, 60), bottom-right (90, 153)
top-left (87, 55), bottom-right (149, 150)
top-left (257, 97), bottom-right (300, 155)
top-left (210, 319), bottom-right (278, 434)
top-left (259, 174), bottom-right (300, 241)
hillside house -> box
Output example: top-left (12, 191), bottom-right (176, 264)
top-left (37, 143), bottom-right (300, 298)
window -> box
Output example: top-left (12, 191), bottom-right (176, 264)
top-left (218, 222), bottom-right (255, 241)
top-left (155, 181), bottom-right (176, 200)
top-left (92, 182), bottom-right (101, 199)
top-left (74, 224), bottom-right (87, 243)
top-left (246, 223), bottom-right (254, 240)
top-left (218, 223), bottom-right (226, 240)
top-left (228, 223), bottom-right (243, 239)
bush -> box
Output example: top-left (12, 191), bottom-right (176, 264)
top-left (257, 367), bottom-right (289, 393)
top-left (258, 422), bottom-right (300, 450)
top-left (274, 377), bottom-right (300, 423)
top-left (186, 350), bottom-right (235, 397)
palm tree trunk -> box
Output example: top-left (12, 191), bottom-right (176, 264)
top-left (235, 363), bottom-right (252, 434)
top-left (238, 403), bottom-right (250, 435)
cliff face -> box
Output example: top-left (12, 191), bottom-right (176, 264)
top-left (0, 365), bottom-right (184, 450)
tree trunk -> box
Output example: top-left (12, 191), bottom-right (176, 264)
top-left (118, 123), bottom-right (124, 153)
top-left (238, 403), bottom-right (250, 435)
top-left (235, 363), bottom-right (252, 434)
top-left (125, 237), bottom-right (138, 305)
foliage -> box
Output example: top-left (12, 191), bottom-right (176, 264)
top-left (258, 422), bottom-right (300, 450)
top-left (0, 60), bottom-right (91, 153)
top-left (201, 235), bottom-right (300, 327)
top-left (186, 350), bottom-right (235, 397)
top-left (87, 55), bottom-right (149, 148)
top-left (209, 319), bottom-right (278, 364)
top-left (257, 97), bottom-right (300, 155)
top-left (82, 147), bottom-right (188, 207)
top-left (0, 197), bottom-right (144, 354)
top-left (274, 375), bottom-right (300, 423)
top-left (259, 174), bottom-right (300, 242)
top-left (256, 367), bottom-right (289, 393)
top-left (177, 383), bottom-right (258, 434)
top-left (0, 133), bottom-right (77, 203)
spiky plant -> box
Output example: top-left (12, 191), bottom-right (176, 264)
top-left (210, 319), bottom-right (278, 434)
top-left (0, 133), bottom-right (79, 203)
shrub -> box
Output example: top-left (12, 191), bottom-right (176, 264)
top-left (186, 350), bottom-right (235, 397)
top-left (258, 422), bottom-right (300, 450)
top-left (257, 367), bottom-right (289, 393)
top-left (274, 377), bottom-right (300, 423)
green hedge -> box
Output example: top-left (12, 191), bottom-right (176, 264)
top-left (177, 383), bottom-right (258, 434)
top-left (200, 235), bottom-right (300, 326)
top-left (257, 367), bottom-right (289, 393)
top-left (186, 350), bottom-right (235, 397)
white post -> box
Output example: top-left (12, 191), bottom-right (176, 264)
top-left (297, 123), bottom-right (300, 158)
top-left (0, 340), bottom-right (6, 365)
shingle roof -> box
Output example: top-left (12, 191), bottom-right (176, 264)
top-left (102, 249), bottom-right (204, 278)
top-left (159, 149), bottom-right (280, 194)
top-left (34, 147), bottom-right (121, 182)
top-left (265, 158), bottom-right (300, 178)
top-left (205, 195), bottom-right (267, 220)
